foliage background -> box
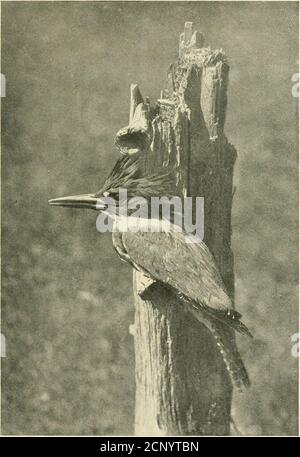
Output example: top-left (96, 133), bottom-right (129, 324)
top-left (1, 1), bottom-right (298, 435)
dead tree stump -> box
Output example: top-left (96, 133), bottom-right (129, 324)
top-left (124, 22), bottom-right (237, 436)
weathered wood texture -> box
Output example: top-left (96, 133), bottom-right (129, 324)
top-left (129, 23), bottom-right (237, 436)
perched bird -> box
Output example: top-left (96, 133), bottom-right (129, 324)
top-left (49, 154), bottom-right (252, 390)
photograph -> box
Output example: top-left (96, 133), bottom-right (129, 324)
top-left (1, 0), bottom-right (299, 440)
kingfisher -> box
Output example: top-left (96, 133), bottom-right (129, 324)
top-left (49, 154), bottom-right (252, 390)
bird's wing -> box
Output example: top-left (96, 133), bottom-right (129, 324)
top-left (121, 228), bottom-right (233, 312)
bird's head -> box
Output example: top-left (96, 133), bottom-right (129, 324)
top-left (49, 155), bottom-right (176, 212)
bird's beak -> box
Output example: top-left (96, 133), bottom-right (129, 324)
top-left (48, 194), bottom-right (106, 211)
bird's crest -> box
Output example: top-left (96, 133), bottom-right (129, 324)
top-left (96, 155), bottom-right (176, 199)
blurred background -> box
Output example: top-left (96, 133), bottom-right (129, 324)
top-left (1, 1), bottom-right (298, 435)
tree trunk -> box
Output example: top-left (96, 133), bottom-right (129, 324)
top-left (129, 22), bottom-right (237, 436)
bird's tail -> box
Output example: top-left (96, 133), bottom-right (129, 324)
top-left (140, 282), bottom-right (251, 390)
top-left (187, 303), bottom-right (251, 390)
top-left (203, 306), bottom-right (253, 339)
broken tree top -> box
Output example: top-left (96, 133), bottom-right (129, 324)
top-left (179, 22), bottom-right (228, 66)
top-left (167, 21), bottom-right (230, 139)
top-left (116, 21), bottom-right (231, 166)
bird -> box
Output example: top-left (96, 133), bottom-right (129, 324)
top-left (49, 154), bottom-right (252, 390)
